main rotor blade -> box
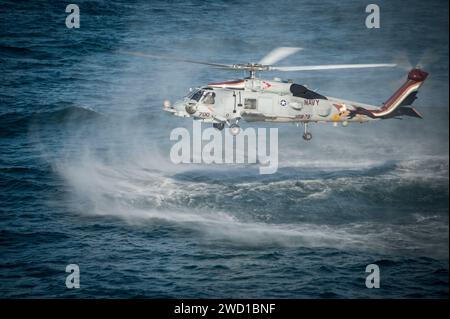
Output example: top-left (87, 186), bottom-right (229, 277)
top-left (258, 47), bottom-right (303, 66)
top-left (271, 63), bottom-right (397, 71)
top-left (118, 50), bottom-right (234, 69)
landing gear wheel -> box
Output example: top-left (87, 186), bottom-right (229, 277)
top-left (302, 132), bottom-right (312, 141)
top-left (229, 124), bottom-right (241, 136)
top-left (302, 122), bottom-right (312, 141)
top-left (213, 122), bottom-right (225, 131)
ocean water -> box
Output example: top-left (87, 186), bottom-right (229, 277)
top-left (0, 0), bottom-right (448, 298)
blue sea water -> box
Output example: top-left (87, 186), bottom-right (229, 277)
top-left (0, 0), bottom-right (448, 298)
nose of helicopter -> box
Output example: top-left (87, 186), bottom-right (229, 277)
top-left (172, 100), bottom-right (184, 111)
top-left (170, 99), bottom-right (197, 116)
top-left (164, 97), bottom-right (200, 117)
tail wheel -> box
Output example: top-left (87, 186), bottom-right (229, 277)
top-left (229, 124), bottom-right (241, 136)
top-left (302, 132), bottom-right (312, 141)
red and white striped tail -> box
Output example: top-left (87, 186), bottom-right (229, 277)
top-left (371, 68), bottom-right (428, 118)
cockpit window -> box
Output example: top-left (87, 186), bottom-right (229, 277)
top-left (190, 90), bottom-right (204, 102)
top-left (202, 92), bottom-right (215, 104)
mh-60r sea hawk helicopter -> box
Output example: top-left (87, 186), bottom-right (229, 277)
top-left (126, 47), bottom-right (428, 140)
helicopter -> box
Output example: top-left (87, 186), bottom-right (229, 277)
top-left (125, 47), bottom-right (428, 140)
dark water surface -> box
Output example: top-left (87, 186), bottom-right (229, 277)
top-left (1, 0), bottom-right (448, 298)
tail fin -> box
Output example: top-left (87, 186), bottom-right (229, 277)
top-left (372, 68), bottom-right (428, 118)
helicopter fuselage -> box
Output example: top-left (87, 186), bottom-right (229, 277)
top-left (167, 77), bottom-right (376, 126)
top-left (164, 68), bottom-right (427, 140)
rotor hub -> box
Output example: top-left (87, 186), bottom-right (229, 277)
top-left (231, 63), bottom-right (271, 78)
top-left (232, 63), bottom-right (271, 72)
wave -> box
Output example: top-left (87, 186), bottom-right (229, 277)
top-left (0, 45), bottom-right (52, 60)
top-left (55, 153), bottom-right (449, 259)
top-left (0, 45), bottom-right (35, 55)
top-left (57, 196), bottom-right (449, 259)
top-left (0, 105), bottom-right (102, 137)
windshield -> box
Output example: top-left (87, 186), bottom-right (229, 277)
top-left (187, 89), bottom-right (204, 102)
